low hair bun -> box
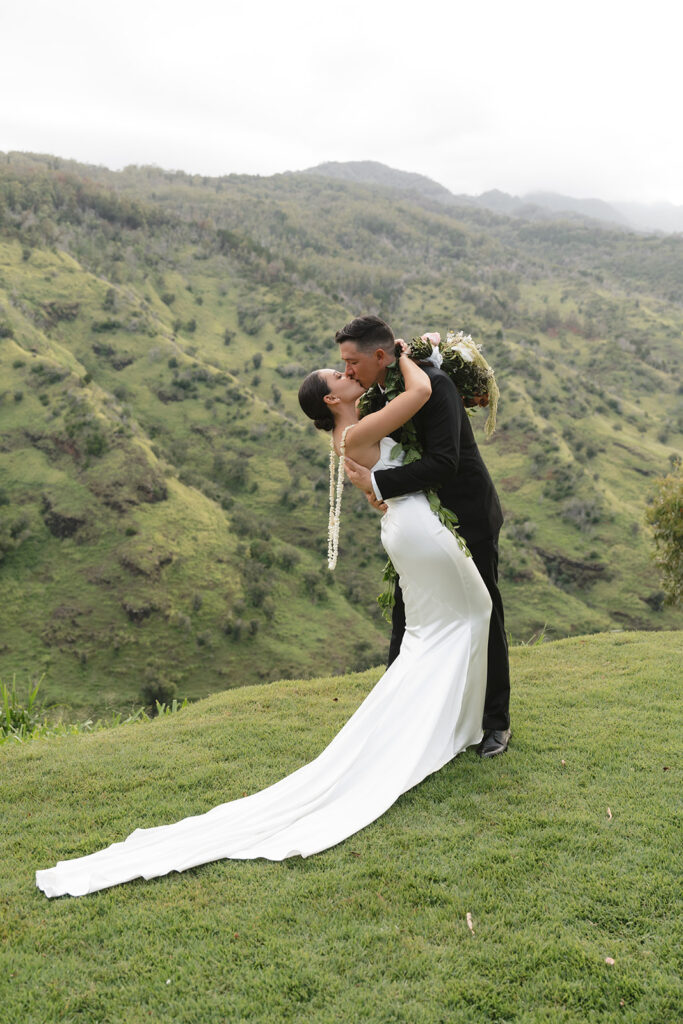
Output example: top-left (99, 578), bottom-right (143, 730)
top-left (314, 414), bottom-right (334, 432)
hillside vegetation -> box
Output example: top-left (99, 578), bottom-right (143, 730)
top-left (0, 152), bottom-right (681, 713)
top-left (2, 632), bottom-right (681, 1023)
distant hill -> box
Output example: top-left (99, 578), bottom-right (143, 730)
top-left (0, 150), bottom-right (681, 715)
top-left (306, 160), bottom-right (683, 234)
top-left (302, 160), bottom-right (457, 205)
top-left (612, 199), bottom-right (683, 234)
top-left (519, 191), bottom-right (631, 228)
top-left (508, 191), bottom-right (683, 235)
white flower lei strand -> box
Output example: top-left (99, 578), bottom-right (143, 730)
top-left (327, 425), bottom-right (351, 570)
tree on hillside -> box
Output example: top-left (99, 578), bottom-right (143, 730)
top-left (645, 464), bottom-right (683, 605)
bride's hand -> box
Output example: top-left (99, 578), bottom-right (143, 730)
top-left (365, 491), bottom-right (388, 514)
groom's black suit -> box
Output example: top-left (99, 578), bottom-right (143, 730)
top-left (372, 364), bottom-right (510, 731)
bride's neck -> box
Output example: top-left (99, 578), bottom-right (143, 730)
top-left (332, 407), bottom-right (358, 452)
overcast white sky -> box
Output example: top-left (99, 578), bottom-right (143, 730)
top-left (2, 0), bottom-right (681, 205)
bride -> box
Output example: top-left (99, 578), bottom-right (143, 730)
top-left (36, 345), bottom-right (491, 898)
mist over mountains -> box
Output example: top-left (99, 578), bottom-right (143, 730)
top-left (304, 161), bottom-right (683, 234)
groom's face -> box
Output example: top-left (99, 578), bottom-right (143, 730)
top-left (338, 341), bottom-right (393, 390)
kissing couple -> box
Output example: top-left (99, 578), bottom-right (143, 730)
top-left (36, 316), bottom-right (510, 899)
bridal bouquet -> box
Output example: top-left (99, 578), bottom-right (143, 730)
top-left (358, 330), bottom-right (499, 438)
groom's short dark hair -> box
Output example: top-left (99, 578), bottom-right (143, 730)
top-left (335, 315), bottom-right (394, 353)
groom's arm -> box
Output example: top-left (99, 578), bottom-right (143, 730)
top-left (373, 371), bottom-right (462, 500)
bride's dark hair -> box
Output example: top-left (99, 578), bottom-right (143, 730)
top-left (298, 371), bottom-right (334, 432)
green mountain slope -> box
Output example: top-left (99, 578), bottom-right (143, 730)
top-left (0, 238), bottom-right (388, 711)
top-left (2, 632), bottom-right (681, 1023)
top-left (0, 152), bottom-right (681, 713)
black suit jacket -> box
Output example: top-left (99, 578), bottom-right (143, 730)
top-left (373, 365), bottom-right (503, 546)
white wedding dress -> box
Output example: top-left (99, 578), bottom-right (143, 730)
top-left (36, 439), bottom-right (491, 898)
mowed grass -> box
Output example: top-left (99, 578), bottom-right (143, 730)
top-left (1, 632), bottom-right (681, 1024)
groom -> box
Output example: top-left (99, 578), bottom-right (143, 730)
top-left (338, 315), bottom-right (511, 757)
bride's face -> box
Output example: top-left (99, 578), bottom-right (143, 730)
top-left (319, 369), bottom-right (364, 404)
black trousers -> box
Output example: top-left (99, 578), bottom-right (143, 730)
top-left (387, 532), bottom-right (510, 731)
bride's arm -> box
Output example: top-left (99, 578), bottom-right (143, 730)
top-left (347, 352), bottom-right (431, 448)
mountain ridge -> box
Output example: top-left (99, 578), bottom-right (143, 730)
top-left (304, 159), bottom-right (683, 234)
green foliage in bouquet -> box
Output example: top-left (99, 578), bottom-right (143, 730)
top-left (439, 331), bottom-right (499, 438)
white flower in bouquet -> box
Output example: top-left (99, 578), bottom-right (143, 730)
top-left (446, 330), bottom-right (477, 363)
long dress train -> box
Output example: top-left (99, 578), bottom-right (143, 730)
top-left (36, 439), bottom-right (492, 898)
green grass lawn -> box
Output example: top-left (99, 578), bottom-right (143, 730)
top-left (1, 631), bottom-right (681, 1023)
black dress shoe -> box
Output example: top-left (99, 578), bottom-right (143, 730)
top-left (477, 728), bottom-right (511, 758)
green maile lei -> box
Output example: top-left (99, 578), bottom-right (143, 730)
top-left (358, 333), bottom-right (498, 621)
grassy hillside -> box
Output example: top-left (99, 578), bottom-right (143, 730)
top-left (2, 631), bottom-right (681, 1023)
top-left (0, 152), bottom-right (681, 713)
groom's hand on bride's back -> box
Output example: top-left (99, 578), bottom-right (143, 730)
top-left (344, 457), bottom-right (387, 513)
top-left (344, 456), bottom-right (371, 491)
